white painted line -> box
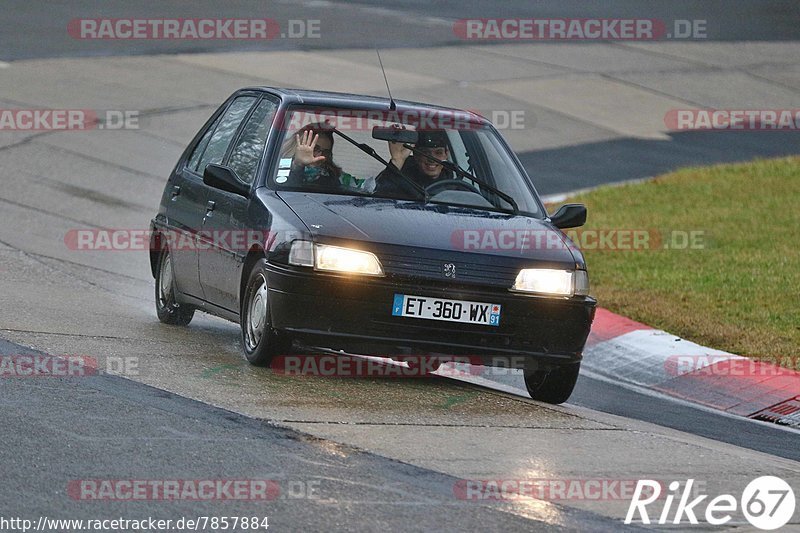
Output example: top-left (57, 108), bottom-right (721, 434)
top-left (0, 61), bottom-right (10, 69)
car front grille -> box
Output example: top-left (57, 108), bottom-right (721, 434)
top-left (379, 252), bottom-right (520, 287)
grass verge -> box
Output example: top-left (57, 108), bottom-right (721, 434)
top-left (566, 156), bottom-right (800, 366)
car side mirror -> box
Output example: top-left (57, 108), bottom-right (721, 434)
top-left (550, 203), bottom-right (587, 229)
top-left (372, 126), bottom-right (418, 144)
top-left (203, 164), bottom-right (249, 197)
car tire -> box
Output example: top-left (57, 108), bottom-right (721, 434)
top-left (241, 258), bottom-right (289, 366)
top-left (524, 362), bottom-right (580, 404)
top-left (155, 246), bottom-right (195, 326)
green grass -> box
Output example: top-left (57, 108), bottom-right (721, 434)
top-left (567, 156), bottom-right (800, 367)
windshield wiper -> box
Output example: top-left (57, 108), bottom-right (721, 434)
top-left (330, 128), bottom-right (428, 201)
top-left (402, 143), bottom-right (519, 214)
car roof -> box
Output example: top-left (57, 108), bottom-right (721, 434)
top-left (240, 86), bottom-right (490, 125)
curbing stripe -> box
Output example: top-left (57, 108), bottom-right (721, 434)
top-left (587, 307), bottom-right (652, 343)
top-left (583, 308), bottom-right (800, 426)
top-left (752, 397), bottom-right (800, 428)
top-left (655, 360), bottom-right (800, 417)
top-left (585, 327), bottom-right (741, 388)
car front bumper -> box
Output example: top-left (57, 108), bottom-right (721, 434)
top-left (266, 263), bottom-right (596, 369)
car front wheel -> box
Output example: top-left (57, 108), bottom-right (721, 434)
top-left (241, 259), bottom-right (289, 366)
top-left (155, 246), bottom-right (194, 326)
top-left (524, 362), bottom-right (580, 404)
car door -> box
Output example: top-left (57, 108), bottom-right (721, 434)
top-left (172, 95), bottom-right (257, 301)
top-left (199, 95), bottom-right (279, 313)
top-left (165, 112), bottom-right (223, 299)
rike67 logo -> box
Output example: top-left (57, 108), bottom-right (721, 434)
top-left (626, 477), bottom-right (795, 530)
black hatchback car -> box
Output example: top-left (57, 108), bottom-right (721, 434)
top-left (150, 87), bottom-right (596, 404)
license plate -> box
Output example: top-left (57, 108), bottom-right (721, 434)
top-left (391, 294), bottom-right (501, 326)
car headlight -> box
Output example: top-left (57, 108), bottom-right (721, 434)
top-left (511, 269), bottom-right (589, 297)
top-left (289, 241), bottom-right (384, 276)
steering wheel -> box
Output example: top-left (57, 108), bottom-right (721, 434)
top-left (425, 179), bottom-right (482, 196)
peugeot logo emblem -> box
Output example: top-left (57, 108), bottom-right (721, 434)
top-left (443, 263), bottom-right (456, 278)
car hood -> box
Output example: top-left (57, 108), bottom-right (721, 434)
top-left (277, 192), bottom-right (579, 268)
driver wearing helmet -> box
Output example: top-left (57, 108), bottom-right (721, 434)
top-left (374, 128), bottom-right (453, 198)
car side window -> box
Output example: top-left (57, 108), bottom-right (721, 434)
top-left (227, 97), bottom-right (278, 184)
top-left (194, 96), bottom-right (256, 175)
top-left (187, 115), bottom-right (221, 173)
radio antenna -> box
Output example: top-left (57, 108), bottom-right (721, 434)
top-left (376, 49), bottom-right (396, 110)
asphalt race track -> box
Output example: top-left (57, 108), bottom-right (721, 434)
top-left (1, 1), bottom-right (799, 531)
top-left (3, 0), bottom-right (800, 195)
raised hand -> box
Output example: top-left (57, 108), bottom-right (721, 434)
top-left (293, 130), bottom-right (326, 167)
top-left (388, 124), bottom-right (412, 169)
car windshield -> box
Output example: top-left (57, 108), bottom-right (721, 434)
top-left (271, 106), bottom-right (544, 217)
